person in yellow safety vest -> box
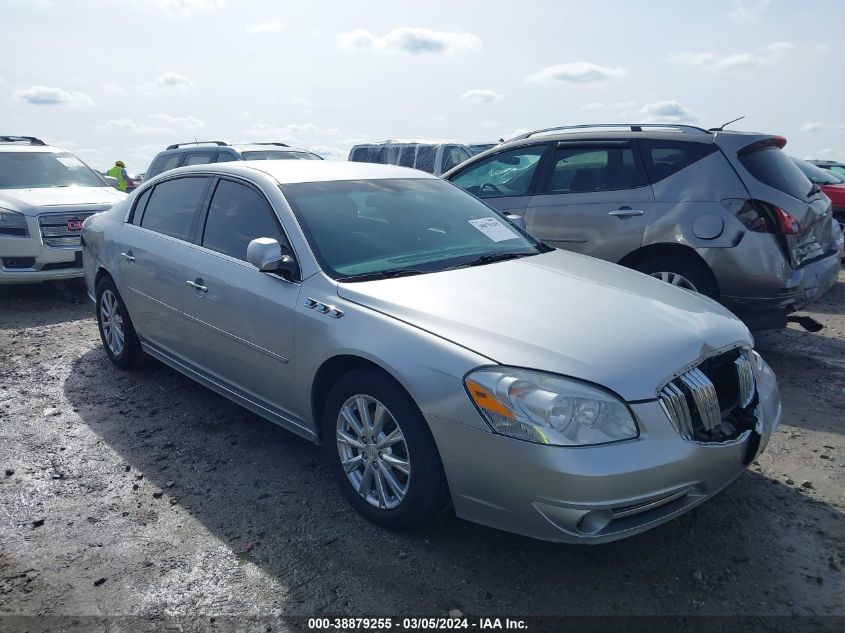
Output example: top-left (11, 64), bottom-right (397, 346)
top-left (106, 160), bottom-right (130, 192)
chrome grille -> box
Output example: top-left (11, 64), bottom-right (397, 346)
top-left (659, 349), bottom-right (757, 443)
top-left (38, 212), bottom-right (94, 248)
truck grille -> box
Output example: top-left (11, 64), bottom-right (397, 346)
top-left (659, 349), bottom-right (757, 443)
top-left (38, 212), bottom-right (95, 248)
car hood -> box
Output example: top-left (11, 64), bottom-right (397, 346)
top-left (0, 186), bottom-right (125, 215)
top-left (337, 250), bottom-right (751, 401)
top-left (822, 183), bottom-right (845, 206)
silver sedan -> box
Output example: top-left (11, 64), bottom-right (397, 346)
top-left (82, 160), bottom-right (782, 543)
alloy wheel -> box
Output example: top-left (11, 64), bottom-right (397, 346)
top-left (99, 289), bottom-right (125, 356)
top-left (650, 271), bottom-right (699, 293)
top-left (336, 394), bottom-right (411, 510)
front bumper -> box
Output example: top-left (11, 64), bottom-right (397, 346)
top-left (0, 235), bottom-right (84, 284)
top-left (427, 359), bottom-right (782, 544)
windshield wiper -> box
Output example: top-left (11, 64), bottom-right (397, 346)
top-left (336, 268), bottom-right (428, 282)
top-left (448, 252), bottom-right (531, 269)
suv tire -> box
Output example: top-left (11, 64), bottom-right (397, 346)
top-left (633, 255), bottom-right (719, 299)
top-left (323, 369), bottom-right (447, 530)
top-left (95, 276), bottom-right (142, 369)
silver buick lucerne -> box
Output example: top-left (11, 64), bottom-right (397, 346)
top-left (82, 160), bottom-right (782, 543)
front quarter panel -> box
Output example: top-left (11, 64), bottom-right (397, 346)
top-left (82, 200), bottom-right (128, 300)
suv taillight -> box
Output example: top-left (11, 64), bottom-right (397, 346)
top-left (774, 207), bottom-right (801, 235)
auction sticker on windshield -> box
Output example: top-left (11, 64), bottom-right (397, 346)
top-left (468, 217), bottom-right (518, 242)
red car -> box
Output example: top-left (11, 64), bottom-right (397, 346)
top-left (792, 157), bottom-right (845, 231)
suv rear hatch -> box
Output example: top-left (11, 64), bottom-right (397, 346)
top-left (731, 137), bottom-right (836, 268)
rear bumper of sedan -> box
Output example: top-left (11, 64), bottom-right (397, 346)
top-left (426, 366), bottom-right (782, 544)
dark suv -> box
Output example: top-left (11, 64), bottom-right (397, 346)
top-left (145, 141), bottom-right (322, 180)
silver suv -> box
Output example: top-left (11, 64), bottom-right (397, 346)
top-left (145, 141), bottom-right (323, 180)
top-left (444, 124), bottom-right (841, 329)
top-left (83, 160), bottom-right (781, 543)
top-left (0, 136), bottom-right (125, 284)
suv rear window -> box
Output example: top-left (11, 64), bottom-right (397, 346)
top-left (739, 145), bottom-right (813, 201)
top-left (639, 140), bottom-right (717, 183)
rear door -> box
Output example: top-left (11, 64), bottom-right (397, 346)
top-left (181, 177), bottom-right (300, 413)
top-left (447, 143), bottom-right (549, 218)
top-left (524, 141), bottom-right (653, 259)
top-left (118, 176), bottom-right (212, 358)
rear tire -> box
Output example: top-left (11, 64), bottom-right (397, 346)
top-left (323, 370), bottom-right (448, 530)
top-left (95, 276), bottom-right (142, 369)
top-left (632, 255), bottom-right (719, 299)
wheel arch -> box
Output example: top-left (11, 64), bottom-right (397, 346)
top-left (617, 242), bottom-right (720, 297)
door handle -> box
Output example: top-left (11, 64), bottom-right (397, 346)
top-left (185, 280), bottom-right (208, 293)
top-left (120, 252), bottom-right (135, 262)
top-left (608, 208), bottom-right (645, 217)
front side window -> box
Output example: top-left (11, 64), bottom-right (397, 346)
top-left (140, 177), bottom-right (210, 241)
top-left (450, 145), bottom-right (546, 198)
top-left (201, 180), bottom-right (282, 260)
top-left (282, 178), bottom-right (548, 280)
top-left (0, 151), bottom-right (105, 189)
top-left (542, 145), bottom-right (647, 193)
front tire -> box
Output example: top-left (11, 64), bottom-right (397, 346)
top-left (323, 370), bottom-right (447, 530)
top-left (95, 276), bottom-right (141, 369)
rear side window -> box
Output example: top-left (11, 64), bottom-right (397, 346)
top-left (414, 145), bottom-right (436, 173)
top-left (141, 177), bottom-right (210, 240)
top-left (639, 140), bottom-right (717, 183)
top-left (398, 145), bottom-right (416, 168)
top-left (183, 152), bottom-right (216, 166)
top-left (441, 146), bottom-right (471, 173)
top-left (201, 180), bottom-right (283, 260)
top-left (739, 146), bottom-right (813, 201)
top-left (130, 187), bottom-right (152, 225)
top-left (542, 145), bottom-right (647, 193)
top-left (450, 145), bottom-right (546, 198)
top-left (149, 153), bottom-right (182, 177)
top-left (215, 152), bottom-right (238, 163)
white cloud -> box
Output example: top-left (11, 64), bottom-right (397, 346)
top-left (526, 62), bottom-right (628, 84)
top-left (730, 0), bottom-right (770, 22)
top-left (581, 100), bottom-right (636, 112)
top-left (637, 101), bottom-right (698, 123)
top-left (459, 89), bottom-right (503, 103)
top-left (146, 113), bottom-right (204, 130)
top-left (13, 85), bottom-right (94, 107)
top-left (97, 114), bottom-right (203, 134)
top-left (668, 41), bottom-right (796, 72)
top-left (154, 72), bottom-right (194, 88)
top-left (338, 27), bottom-right (482, 55)
top-left (147, 0), bottom-right (225, 16)
top-left (800, 122), bottom-right (845, 133)
top-left (246, 20), bottom-right (283, 33)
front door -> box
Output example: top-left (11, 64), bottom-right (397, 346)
top-left (181, 177), bottom-right (300, 416)
top-left (525, 142), bottom-right (655, 260)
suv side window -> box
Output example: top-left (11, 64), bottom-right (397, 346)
top-left (541, 145), bottom-right (647, 194)
top-left (414, 145), bottom-right (436, 173)
top-left (140, 177), bottom-right (211, 241)
top-left (183, 151), bottom-right (217, 166)
top-left (450, 145), bottom-right (546, 198)
top-left (639, 139), bottom-right (717, 183)
top-left (201, 179), bottom-right (283, 260)
top-left (149, 152), bottom-right (183, 178)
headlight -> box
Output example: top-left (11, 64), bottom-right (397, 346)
top-left (0, 208), bottom-right (29, 237)
top-left (464, 367), bottom-right (639, 446)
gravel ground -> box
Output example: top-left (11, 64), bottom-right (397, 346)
top-left (1, 275), bottom-right (843, 630)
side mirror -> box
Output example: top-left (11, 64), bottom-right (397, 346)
top-left (247, 237), bottom-right (298, 279)
top-left (103, 175), bottom-right (119, 187)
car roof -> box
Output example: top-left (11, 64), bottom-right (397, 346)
top-left (167, 159), bottom-right (438, 184)
top-left (0, 143), bottom-right (63, 153)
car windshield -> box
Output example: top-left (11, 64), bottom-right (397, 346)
top-left (792, 157), bottom-right (842, 184)
top-left (241, 150), bottom-right (321, 161)
top-left (282, 178), bottom-right (547, 280)
top-left (0, 151), bottom-right (106, 189)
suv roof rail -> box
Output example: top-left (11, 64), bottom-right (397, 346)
top-left (249, 142), bottom-right (290, 148)
top-left (0, 135), bottom-right (46, 145)
top-left (166, 141), bottom-right (229, 150)
top-left (507, 124), bottom-right (712, 142)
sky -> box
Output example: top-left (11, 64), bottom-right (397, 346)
top-left (1, 0), bottom-right (843, 174)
